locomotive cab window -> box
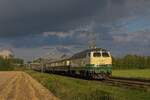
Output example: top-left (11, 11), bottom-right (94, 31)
top-left (102, 52), bottom-right (109, 57)
top-left (87, 53), bottom-right (91, 57)
top-left (93, 52), bottom-right (101, 57)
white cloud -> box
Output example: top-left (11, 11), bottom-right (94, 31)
top-left (43, 31), bottom-right (71, 38)
top-left (42, 21), bottom-right (96, 39)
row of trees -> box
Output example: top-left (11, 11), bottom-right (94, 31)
top-left (1, 54), bottom-right (150, 70)
top-left (113, 55), bottom-right (150, 69)
top-left (0, 57), bottom-right (24, 71)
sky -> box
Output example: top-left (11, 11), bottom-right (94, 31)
top-left (0, 0), bottom-right (150, 61)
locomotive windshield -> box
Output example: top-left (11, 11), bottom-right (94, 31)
top-left (102, 52), bottom-right (110, 57)
top-left (93, 52), bottom-right (101, 57)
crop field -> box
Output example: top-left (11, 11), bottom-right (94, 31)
top-left (112, 69), bottom-right (150, 79)
top-left (26, 70), bottom-right (150, 100)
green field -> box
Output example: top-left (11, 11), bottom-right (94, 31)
top-left (113, 69), bottom-right (150, 79)
top-left (26, 70), bottom-right (150, 100)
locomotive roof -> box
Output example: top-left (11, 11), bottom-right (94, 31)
top-left (70, 48), bottom-right (108, 59)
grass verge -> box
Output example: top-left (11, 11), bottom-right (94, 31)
top-left (26, 70), bottom-right (150, 100)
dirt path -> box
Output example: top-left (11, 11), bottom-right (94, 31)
top-left (0, 71), bottom-right (58, 100)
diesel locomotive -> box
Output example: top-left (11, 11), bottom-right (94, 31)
top-left (31, 48), bottom-right (112, 79)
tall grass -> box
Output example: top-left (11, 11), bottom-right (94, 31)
top-left (27, 71), bottom-right (114, 100)
top-left (26, 70), bottom-right (150, 100)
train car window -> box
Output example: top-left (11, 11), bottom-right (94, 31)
top-left (102, 52), bottom-right (109, 57)
top-left (93, 53), bottom-right (101, 57)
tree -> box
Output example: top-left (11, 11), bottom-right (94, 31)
top-left (113, 55), bottom-right (150, 69)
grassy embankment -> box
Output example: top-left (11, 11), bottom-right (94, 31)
top-left (113, 69), bottom-right (150, 79)
top-left (26, 70), bottom-right (150, 100)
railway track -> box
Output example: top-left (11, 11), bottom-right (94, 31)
top-left (102, 77), bottom-right (150, 90)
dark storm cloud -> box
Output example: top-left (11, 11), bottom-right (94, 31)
top-left (0, 0), bottom-right (106, 37)
top-left (1, 0), bottom-right (149, 37)
top-left (1, 0), bottom-right (150, 60)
